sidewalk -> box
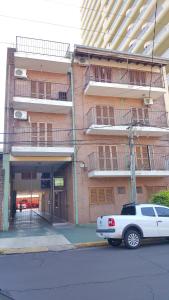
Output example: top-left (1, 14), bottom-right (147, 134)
top-left (0, 223), bottom-right (105, 254)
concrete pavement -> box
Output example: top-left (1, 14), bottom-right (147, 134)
top-left (0, 217), bottom-right (103, 254)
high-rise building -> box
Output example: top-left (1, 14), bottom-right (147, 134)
top-left (81, 0), bottom-right (169, 71)
top-left (1, 37), bottom-right (169, 230)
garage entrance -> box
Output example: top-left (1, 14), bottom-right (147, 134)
top-left (10, 161), bottom-right (71, 229)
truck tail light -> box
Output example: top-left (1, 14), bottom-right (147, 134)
top-left (108, 218), bottom-right (115, 227)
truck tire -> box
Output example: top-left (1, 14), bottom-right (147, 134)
top-left (107, 238), bottom-right (122, 247)
top-left (124, 229), bottom-right (141, 249)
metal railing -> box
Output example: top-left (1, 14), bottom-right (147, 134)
top-left (14, 79), bottom-right (71, 101)
top-left (12, 126), bottom-right (72, 147)
top-left (84, 65), bottom-right (164, 89)
top-left (88, 151), bottom-right (169, 172)
top-left (86, 107), bottom-right (168, 128)
top-left (16, 36), bottom-right (70, 58)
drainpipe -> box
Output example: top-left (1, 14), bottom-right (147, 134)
top-left (70, 55), bottom-right (78, 225)
top-left (2, 154), bottom-right (10, 231)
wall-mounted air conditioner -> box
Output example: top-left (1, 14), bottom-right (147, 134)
top-left (14, 68), bottom-right (27, 79)
top-left (14, 110), bottom-right (28, 120)
top-left (79, 57), bottom-right (89, 66)
top-left (144, 98), bottom-right (153, 105)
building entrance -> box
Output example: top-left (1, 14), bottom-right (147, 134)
top-left (10, 161), bottom-right (70, 229)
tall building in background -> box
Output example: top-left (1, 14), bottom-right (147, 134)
top-left (81, 0), bottom-right (169, 72)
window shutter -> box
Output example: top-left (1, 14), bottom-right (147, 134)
top-left (38, 82), bottom-right (45, 99)
top-left (46, 82), bottom-right (51, 99)
top-left (98, 146), bottom-right (105, 170)
top-left (47, 123), bottom-right (53, 146)
top-left (31, 123), bottom-right (38, 146)
top-left (96, 106), bottom-right (102, 125)
top-left (111, 146), bottom-right (118, 170)
top-left (31, 81), bottom-right (37, 98)
top-left (106, 188), bottom-right (114, 203)
top-left (103, 106), bottom-right (109, 125)
top-left (39, 123), bottom-right (45, 146)
top-left (105, 146), bottom-right (111, 170)
top-left (109, 106), bottom-right (115, 125)
top-left (89, 188), bottom-right (97, 205)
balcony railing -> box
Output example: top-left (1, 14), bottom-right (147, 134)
top-left (12, 126), bottom-right (72, 147)
top-left (88, 152), bottom-right (169, 172)
top-left (16, 36), bottom-right (70, 58)
top-left (84, 65), bottom-right (164, 89)
top-left (14, 79), bottom-right (71, 101)
top-left (86, 107), bottom-right (168, 128)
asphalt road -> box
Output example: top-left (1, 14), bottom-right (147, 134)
top-left (1, 240), bottom-right (169, 300)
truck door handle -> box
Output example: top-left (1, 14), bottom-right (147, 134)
top-left (157, 220), bottom-right (162, 224)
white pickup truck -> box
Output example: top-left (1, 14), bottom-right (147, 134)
top-left (96, 203), bottom-right (169, 249)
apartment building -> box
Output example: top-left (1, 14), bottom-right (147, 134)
top-left (2, 37), bottom-right (169, 230)
top-left (81, 0), bottom-right (169, 72)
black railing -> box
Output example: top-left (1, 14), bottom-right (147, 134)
top-left (86, 107), bottom-right (168, 128)
top-left (16, 36), bottom-right (70, 58)
top-left (84, 65), bottom-right (165, 89)
top-left (88, 151), bottom-right (169, 172)
top-left (14, 79), bottom-right (71, 101)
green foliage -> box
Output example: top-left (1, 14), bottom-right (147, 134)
top-left (151, 190), bottom-right (169, 207)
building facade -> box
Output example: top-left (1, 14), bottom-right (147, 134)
top-left (81, 0), bottom-right (169, 72)
top-left (2, 37), bottom-right (169, 230)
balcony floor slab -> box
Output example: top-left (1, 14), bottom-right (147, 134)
top-left (13, 97), bottom-right (72, 114)
top-left (84, 81), bottom-right (166, 99)
top-left (86, 125), bottom-right (169, 137)
top-left (88, 170), bottom-right (169, 178)
top-left (11, 146), bottom-right (74, 157)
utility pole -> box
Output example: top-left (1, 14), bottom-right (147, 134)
top-left (129, 124), bottom-right (137, 204)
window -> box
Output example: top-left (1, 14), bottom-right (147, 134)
top-left (121, 205), bottom-right (136, 215)
top-left (117, 187), bottom-right (126, 195)
top-left (54, 177), bottom-right (64, 187)
top-left (141, 207), bottom-right (155, 217)
top-left (21, 172), bottom-right (36, 180)
top-left (89, 187), bottom-right (114, 205)
top-left (155, 207), bottom-right (169, 217)
top-left (136, 186), bottom-right (143, 194)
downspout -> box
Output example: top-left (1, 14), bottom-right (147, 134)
top-left (70, 53), bottom-right (78, 225)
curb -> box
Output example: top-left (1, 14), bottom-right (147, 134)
top-left (75, 241), bottom-right (107, 248)
top-left (0, 247), bottom-right (49, 255)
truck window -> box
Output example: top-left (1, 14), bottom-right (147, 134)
top-left (141, 207), bottom-right (155, 217)
top-left (121, 206), bottom-right (136, 215)
top-left (155, 207), bottom-right (169, 217)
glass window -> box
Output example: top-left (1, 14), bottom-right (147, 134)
top-left (155, 207), bottom-right (169, 217)
top-left (121, 205), bottom-right (136, 215)
top-left (117, 187), bottom-right (126, 194)
top-left (54, 177), bottom-right (64, 187)
top-left (141, 207), bottom-right (155, 217)
top-left (137, 186), bottom-right (143, 194)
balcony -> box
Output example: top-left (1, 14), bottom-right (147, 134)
top-left (84, 65), bottom-right (165, 99)
top-left (14, 36), bottom-right (71, 73)
top-left (88, 151), bottom-right (169, 178)
top-left (11, 125), bottom-right (74, 157)
top-left (86, 107), bottom-right (168, 137)
top-left (13, 79), bottom-right (72, 114)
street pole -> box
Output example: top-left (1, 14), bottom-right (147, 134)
top-left (129, 125), bottom-right (137, 204)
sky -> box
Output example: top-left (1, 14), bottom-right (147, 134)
top-left (0, 0), bottom-right (81, 145)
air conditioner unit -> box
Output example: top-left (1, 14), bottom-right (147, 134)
top-left (79, 57), bottom-right (89, 66)
top-left (14, 110), bottom-right (28, 120)
top-left (14, 68), bottom-right (27, 79)
top-left (144, 98), bottom-right (153, 105)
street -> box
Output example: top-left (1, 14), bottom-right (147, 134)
top-left (1, 241), bottom-right (169, 300)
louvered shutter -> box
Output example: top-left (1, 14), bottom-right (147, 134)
top-left (39, 123), bottom-right (45, 146)
top-left (96, 106), bottom-right (102, 125)
top-left (31, 123), bottom-right (38, 146)
top-left (31, 81), bottom-right (37, 98)
top-left (98, 146), bottom-right (105, 170)
top-left (46, 82), bottom-right (51, 99)
top-left (109, 106), bottom-right (115, 125)
top-left (111, 146), bottom-right (118, 170)
top-left (47, 123), bottom-right (53, 146)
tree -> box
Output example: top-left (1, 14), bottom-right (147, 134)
top-left (151, 190), bottom-right (169, 207)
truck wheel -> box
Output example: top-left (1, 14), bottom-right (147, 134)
top-left (107, 239), bottom-right (122, 247)
top-left (124, 229), bottom-right (141, 249)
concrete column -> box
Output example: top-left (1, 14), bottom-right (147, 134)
top-left (3, 154), bottom-right (10, 231)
